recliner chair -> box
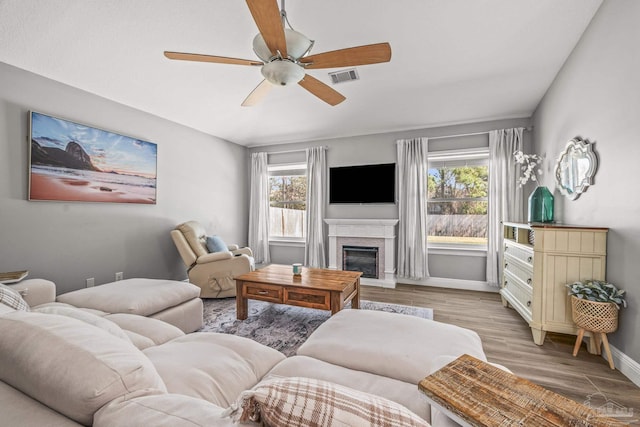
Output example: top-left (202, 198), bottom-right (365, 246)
top-left (170, 221), bottom-right (254, 298)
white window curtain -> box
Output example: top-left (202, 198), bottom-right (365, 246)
top-left (248, 152), bottom-right (270, 264)
top-left (304, 147), bottom-right (326, 268)
top-left (486, 128), bottom-right (524, 287)
top-left (396, 138), bottom-right (429, 279)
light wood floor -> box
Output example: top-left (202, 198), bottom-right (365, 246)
top-left (361, 284), bottom-right (640, 416)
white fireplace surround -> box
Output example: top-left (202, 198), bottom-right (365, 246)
top-left (325, 219), bottom-right (398, 288)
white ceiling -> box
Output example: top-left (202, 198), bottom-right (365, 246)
top-left (0, 0), bottom-right (602, 146)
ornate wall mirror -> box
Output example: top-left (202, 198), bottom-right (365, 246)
top-left (554, 136), bottom-right (598, 200)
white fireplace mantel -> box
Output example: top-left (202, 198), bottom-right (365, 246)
top-left (325, 219), bottom-right (398, 287)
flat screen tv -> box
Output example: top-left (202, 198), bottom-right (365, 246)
top-left (329, 163), bottom-right (396, 204)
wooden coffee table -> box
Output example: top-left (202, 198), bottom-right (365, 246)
top-left (419, 354), bottom-right (627, 427)
top-left (234, 264), bottom-right (362, 320)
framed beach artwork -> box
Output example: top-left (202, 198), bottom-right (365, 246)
top-left (28, 111), bottom-right (157, 204)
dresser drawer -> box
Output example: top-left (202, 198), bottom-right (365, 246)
top-left (504, 241), bottom-right (534, 268)
top-left (504, 253), bottom-right (533, 289)
top-left (284, 288), bottom-right (330, 310)
top-left (503, 271), bottom-right (533, 319)
top-left (243, 282), bottom-right (283, 303)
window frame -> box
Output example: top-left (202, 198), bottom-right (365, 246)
top-left (427, 148), bottom-right (489, 251)
top-left (267, 163), bottom-right (307, 243)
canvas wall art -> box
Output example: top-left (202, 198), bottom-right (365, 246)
top-left (28, 111), bottom-right (157, 204)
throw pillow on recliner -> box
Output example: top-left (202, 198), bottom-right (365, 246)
top-left (206, 235), bottom-right (228, 253)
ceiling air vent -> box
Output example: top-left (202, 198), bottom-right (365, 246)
top-left (328, 68), bottom-right (359, 84)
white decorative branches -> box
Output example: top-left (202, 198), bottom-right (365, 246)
top-left (514, 151), bottom-right (543, 187)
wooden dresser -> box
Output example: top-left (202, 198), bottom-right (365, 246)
top-left (500, 222), bottom-right (608, 352)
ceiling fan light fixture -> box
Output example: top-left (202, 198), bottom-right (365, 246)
top-left (252, 29), bottom-right (313, 62)
top-left (261, 60), bottom-right (305, 86)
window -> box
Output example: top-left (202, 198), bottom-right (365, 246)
top-left (268, 164), bottom-right (307, 240)
top-left (427, 149), bottom-right (488, 247)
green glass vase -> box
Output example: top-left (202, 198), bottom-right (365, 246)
top-left (528, 186), bottom-right (554, 223)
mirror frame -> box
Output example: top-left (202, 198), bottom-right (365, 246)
top-left (554, 136), bottom-right (598, 200)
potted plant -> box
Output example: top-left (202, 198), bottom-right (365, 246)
top-left (566, 280), bottom-right (626, 334)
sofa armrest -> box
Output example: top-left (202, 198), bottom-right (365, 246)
top-left (8, 279), bottom-right (56, 307)
top-left (196, 251), bottom-right (234, 264)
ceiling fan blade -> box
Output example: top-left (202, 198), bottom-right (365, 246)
top-left (242, 79), bottom-right (273, 107)
top-left (246, 0), bottom-right (287, 58)
top-left (298, 74), bottom-right (345, 106)
top-left (164, 51), bottom-right (262, 66)
top-left (300, 42), bottom-right (392, 69)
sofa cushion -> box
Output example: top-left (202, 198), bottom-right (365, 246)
top-left (297, 309), bottom-right (486, 384)
top-left (0, 284), bottom-right (29, 311)
top-left (143, 332), bottom-right (286, 408)
top-left (33, 304), bottom-right (132, 342)
top-left (206, 235), bottom-right (228, 253)
top-left (265, 355), bottom-right (430, 422)
top-left (0, 381), bottom-right (83, 427)
top-left (56, 278), bottom-right (201, 317)
top-left (104, 313), bottom-right (184, 346)
top-left (229, 376), bottom-right (430, 427)
top-left (0, 311), bottom-right (166, 425)
top-left (94, 394), bottom-right (236, 427)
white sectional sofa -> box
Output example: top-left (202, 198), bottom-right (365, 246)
top-left (0, 278), bottom-right (488, 426)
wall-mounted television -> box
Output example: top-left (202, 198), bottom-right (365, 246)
top-left (329, 163), bottom-right (396, 204)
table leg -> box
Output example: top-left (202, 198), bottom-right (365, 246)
top-left (351, 278), bottom-right (360, 309)
top-left (236, 280), bottom-right (248, 320)
top-left (330, 292), bottom-right (342, 315)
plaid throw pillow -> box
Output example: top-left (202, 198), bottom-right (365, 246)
top-left (0, 284), bottom-right (30, 311)
top-left (233, 377), bottom-right (429, 427)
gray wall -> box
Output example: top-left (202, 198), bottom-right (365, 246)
top-left (250, 117), bottom-right (532, 283)
top-left (531, 0), bottom-right (639, 362)
top-left (0, 62), bottom-right (248, 295)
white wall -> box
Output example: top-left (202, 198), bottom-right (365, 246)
top-left (0, 62), bottom-right (248, 295)
top-left (250, 117), bottom-right (532, 284)
top-left (532, 0), bottom-right (639, 363)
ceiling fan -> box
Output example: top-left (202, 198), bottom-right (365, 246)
top-left (164, 0), bottom-right (391, 107)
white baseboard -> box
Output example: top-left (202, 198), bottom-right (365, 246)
top-left (360, 278), bottom-right (396, 289)
top-left (605, 344), bottom-right (640, 387)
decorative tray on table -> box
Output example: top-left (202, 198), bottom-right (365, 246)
top-left (0, 270), bottom-right (29, 284)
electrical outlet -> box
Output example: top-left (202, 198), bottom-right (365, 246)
top-left (86, 278), bottom-right (95, 288)
top-left (115, 272), bottom-right (123, 281)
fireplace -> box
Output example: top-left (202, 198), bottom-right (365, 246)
top-left (325, 219), bottom-right (398, 287)
top-left (342, 246), bottom-right (379, 279)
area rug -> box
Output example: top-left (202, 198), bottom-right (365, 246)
top-left (199, 299), bottom-right (433, 356)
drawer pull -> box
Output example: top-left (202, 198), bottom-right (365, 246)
top-left (504, 263), bottom-right (508, 269)
top-left (527, 256), bottom-right (533, 263)
top-left (527, 278), bottom-right (532, 284)
top-left (504, 245), bottom-right (509, 251)
top-left (527, 301), bottom-right (532, 307)
top-left (257, 290), bottom-right (269, 295)
top-left (504, 280), bottom-right (508, 287)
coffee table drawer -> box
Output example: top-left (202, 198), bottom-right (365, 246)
top-left (284, 288), bottom-right (330, 310)
top-left (243, 282), bottom-right (283, 303)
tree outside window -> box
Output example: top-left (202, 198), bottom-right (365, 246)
top-left (428, 151), bottom-right (488, 246)
top-left (268, 164), bottom-right (307, 239)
